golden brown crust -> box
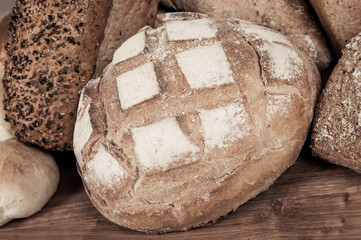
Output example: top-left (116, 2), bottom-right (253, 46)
top-left (311, 32), bottom-right (361, 172)
top-left (3, 0), bottom-right (111, 150)
top-left (94, 0), bottom-right (160, 78)
top-left (74, 13), bottom-right (320, 233)
top-left (160, 0), bottom-right (332, 71)
top-left (309, 0), bottom-right (361, 57)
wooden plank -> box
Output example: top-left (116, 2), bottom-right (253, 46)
top-left (1, 150), bottom-right (361, 239)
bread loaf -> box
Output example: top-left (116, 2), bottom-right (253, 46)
top-left (311, 32), bottom-right (361, 172)
top-left (160, 0), bottom-right (332, 71)
top-left (309, 0), bottom-right (361, 57)
top-left (3, 0), bottom-right (159, 151)
top-left (73, 13), bottom-right (321, 233)
top-left (0, 138), bottom-right (59, 226)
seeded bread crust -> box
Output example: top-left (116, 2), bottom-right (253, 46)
top-left (74, 13), bottom-right (321, 233)
top-left (3, 0), bottom-right (111, 150)
top-left (160, 0), bottom-right (332, 71)
top-left (311, 33), bottom-right (361, 172)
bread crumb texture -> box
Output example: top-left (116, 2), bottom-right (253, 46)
top-left (3, 0), bottom-right (111, 150)
top-left (73, 13), bottom-right (320, 233)
top-left (311, 33), bottom-right (361, 172)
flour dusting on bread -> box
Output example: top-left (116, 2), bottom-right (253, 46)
top-left (112, 30), bottom-right (146, 65)
top-left (117, 62), bottom-right (160, 110)
top-left (199, 99), bottom-right (251, 151)
top-left (166, 18), bottom-right (217, 40)
top-left (176, 44), bottom-right (235, 89)
top-left (86, 144), bottom-right (128, 186)
top-left (74, 13), bottom-right (320, 233)
top-left (131, 117), bottom-right (200, 172)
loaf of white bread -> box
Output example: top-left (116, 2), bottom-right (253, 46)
top-left (73, 13), bottom-right (321, 233)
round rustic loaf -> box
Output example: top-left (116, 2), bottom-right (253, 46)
top-left (73, 13), bottom-right (321, 233)
top-left (3, 0), bottom-right (159, 151)
top-left (0, 138), bottom-right (59, 226)
top-left (311, 32), bottom-right (361, 172)
top-left (160, 0), bottom-right (332, 71)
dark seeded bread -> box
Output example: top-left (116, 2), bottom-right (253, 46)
top-left (311, 32), bottom-right (361, 172)
top-left (3, 0), bottom-right (112, 150)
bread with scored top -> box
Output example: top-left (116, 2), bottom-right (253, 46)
top-left (73, 13), bottom-right (321, 233)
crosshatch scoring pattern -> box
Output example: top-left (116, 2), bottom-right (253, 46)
top-left (72, 13), bottom-right (318, 233)
top-left (111, 25), bottom-right (252, 173)
top-left (75, 14), bottom-right (310, 186)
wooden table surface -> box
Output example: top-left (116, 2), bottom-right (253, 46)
top-left (1, 147), bottom-right (361, 240)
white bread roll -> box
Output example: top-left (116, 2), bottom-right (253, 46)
top-left (0, 139), bottom-right (59, 226)
top-left (73, 13), bottom-right (321, 233)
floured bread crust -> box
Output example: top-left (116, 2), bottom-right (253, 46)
top-left (74, 13), bottom-right (320, 233)
top-left (94, 0), bottom-right (160, 77)
top-left (311, 33), bottom-right (361, 172)
top-left (160, 0), bottom-right (332, 71)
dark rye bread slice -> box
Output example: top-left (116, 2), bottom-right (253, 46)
top-left (3, 0), bottom-right (111, 150)
top-left (311, 32), bottom-right (361, 172)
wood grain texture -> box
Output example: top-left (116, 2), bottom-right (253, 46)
top-left (1, 149), bottom-right (361, 240)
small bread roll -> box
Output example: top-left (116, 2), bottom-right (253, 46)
top-left (311, 32), bottom-right (361, 172)
top-left (160, 0), bottom-right (332, 71)
top-left (74, 13), bottom-right (320, 233)
top-left (0, 139), bottom-right (59, 226)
